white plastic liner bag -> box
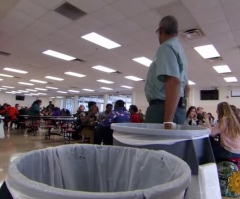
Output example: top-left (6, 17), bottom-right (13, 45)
top-left (6, 145), bottom-right (191, 199)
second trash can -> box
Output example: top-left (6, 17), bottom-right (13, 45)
top-left (6, 145), bottom-right (191, 199)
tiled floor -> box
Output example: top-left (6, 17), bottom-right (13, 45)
top-left (0, 128), bottom-right (238, 199)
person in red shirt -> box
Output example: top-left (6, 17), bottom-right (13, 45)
top-left (129, 105), bottom-right (142, 123)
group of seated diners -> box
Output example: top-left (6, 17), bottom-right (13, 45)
top-left (185, 102), bottom-right (240, 162)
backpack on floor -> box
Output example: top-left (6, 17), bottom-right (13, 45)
top-left (217, 161), bottom-right (240, 197)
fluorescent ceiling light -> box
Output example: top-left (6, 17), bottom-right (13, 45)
top-left (56, 96), bottom-right (63, 98)
top-left (125, 76), bottom-right (143, 81)
top-left (81, 32), bottom-right (121, 49)
top-left (2, 86), bottom-right (15, 88)
top-left (224, 77), bottom-right (238, 83)
top-left (6, 92), bottom-right (15, 94)
top-left (45, 76), bottom-right (64, 81)
top-left (132, 57), bottom-right (152, 67)
top-left (3, 67), bottom-right (28, 74)
top-left (68, 90), bottom-right (80, 93)
top-left (57, 91), bottom-right (67, 93)
top-left (26, 89), bottom-right (37, 92)
top-left (0, 73), bottom-right (13, 77)
top-left (30, 79), bottom-right (47, 84)
top-left (0, 79), bottom-right (3, 81)
top-left (51, 97), bottom-right (55, 99)
top-left (97, 79), bottom-right (114, 84)
top-left (82, 89), bottom-right (94, 92)
top-left (42, 50), bottom-right (76, 61)
top-left (11, 91), bottom-right (21, 93)
top-left (194, 44), bottom-right (220, 59)
top-left (46, 86), bottom-right (58, 89)
top-left (92, 65), bottom-right (116, 73)
top-left (121, 85), bottom-right (133, 89)
top-left (24, 94), bottom-right (32, 96)
top-left (38, 93), bottom-right (47, 95)
top-left (18, 90), bottom-right (29, 93)
top-left (30, 93), bottom-right (39, 95)
top-left (213, 65), bottom-right (231, 74)
top-left (0, 88), bottom-right (7, 90)
top-left (100, 87), bottom-right (113, 90)
top-left (64, 72), bottom-right (86, 77)
top-left (18, 82), bottom-right (34, 86)
top-left (188, 80), bottom-right (196, 85)
top-left (35, 88), bottom-right (47, 91)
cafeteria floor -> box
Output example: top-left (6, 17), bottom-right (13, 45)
top-left (0, 128), bottom-right (237, 199)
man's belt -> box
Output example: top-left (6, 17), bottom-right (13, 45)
top-left (149, 97), bottom-right (186, 108)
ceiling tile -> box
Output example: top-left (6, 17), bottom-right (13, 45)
top-left (142, 0), bottom-right (177, 9)
top-left (67, 0), bottom-right (107, 13)
top-left (14, 0), bottom-right (47, 19)
top-left (39, 11), bottom-right (72, 29)
top-left (125, 29), bottom-right (154, 42)
top-left (111, 0), bottom-right (149, 18)
top-left (30, 0), bottom-right (65, 10)
top-left (155, 1), bottom-right (198, 31)
top-left (75, 15), bottom-right (107, 31)
top-left (112, 19), bottom-right (142, 34)
top-left (0, 9), bottom-right (36, 35)
top-left (91, 5), bottom-right (125, 25)
top-left (182, 0), bottom-right (220, 14)
top-left (130, 10), bottom-right (161, 29)
top-left (193, 6), bottom-right (226, 26)
top-left (201, 20), bottom-right (231, 36)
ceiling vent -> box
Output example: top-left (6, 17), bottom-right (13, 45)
top-left (72, 58), bottom-right (85, 63)
top-left (0, 51), bottom-right (11, 56)
top-left (13, 76), bottom-right (21, 79)
top-left (180, 28), bottom-right (204, 40)
top-left (70, 86), bottom-right (78, 89)
top-left (205, 56), bottom-right (223, 62)
top-left (112, 71), bottom-right (122, 74)
top-left (55, 2), bottom-right (87, 21)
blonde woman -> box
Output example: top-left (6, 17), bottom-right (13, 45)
top-left (205, 102), bottom-right (240, 162)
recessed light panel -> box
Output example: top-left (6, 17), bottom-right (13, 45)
top-left (81, 32), bottom-right (121, 49)
top-left (132, 57), bottom-right (152, 67)
top-left (224, 77), bottom-right (238, 83)
top-left (125, 76), bottom-right (143, 81)
top-left (42, 50), bottom-right (76, 61)
top-left (121, 85), bottom-right (133, 89)
top-left (188, 80), bottom-right (196, 85)
top-left (18, 82), bottom-right (34, 86)
top-left (82, 89), bottom-right (94, 92)
top-left (46, 86), bottom-right (58, 89)
top-left (0, 73), bottom-right (13, 77)
top-left (194, 44), bottom-right (220, 59)
top-left (30, 79), bottom-right (47, 84)
top-left (97, 79), bottom-right (114, 84)
top-left (68, 90), bottom-right (80, 93)
top-left (100, 87), bottom-right (113, 90)
top-left (3, 67), bottom-right (28, 74)
top-left (2, 86), bottom-right (15, 88)
top-left (64, 72), bottom-right (86, 77)
top-left (57, 91), bottom-right (67, 93)
top-left (213, 65), bottom-right (231, 74)
top-left (35, 88), bottom-right (47, 91)
top-left (45, 76), bottom-right (64, 81)
top-left (92, 65), bottom-right (116, 73)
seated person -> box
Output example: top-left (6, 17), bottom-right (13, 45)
top-left (98, 103), bottom-right (113, 121)
top-left (185, 106), bottom-right (197, 126)
top-left (205, 102), bottom-right (240, 162)
top-left (129, 105), bottom-right (142, 123)
top-left (95, 100), bottom-right (131, 145)
top-left (80, 101), bottom-right (98, 144)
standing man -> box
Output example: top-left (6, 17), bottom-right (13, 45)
top-left (98, 103), bottom-right (113, 121)
top-left (145, 15), bottom-right (189, 128)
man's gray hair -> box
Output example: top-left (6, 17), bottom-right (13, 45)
top-left (159, 15), bottom-right (178, 35)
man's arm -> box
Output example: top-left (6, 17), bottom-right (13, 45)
top-left (164, 75), bottom-right (181, 123)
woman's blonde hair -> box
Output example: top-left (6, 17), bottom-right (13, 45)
top-left (217, 102), bottom-right (240, 137)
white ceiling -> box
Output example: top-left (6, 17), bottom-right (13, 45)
top-left (0, 0), bottom-right (240, 97)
